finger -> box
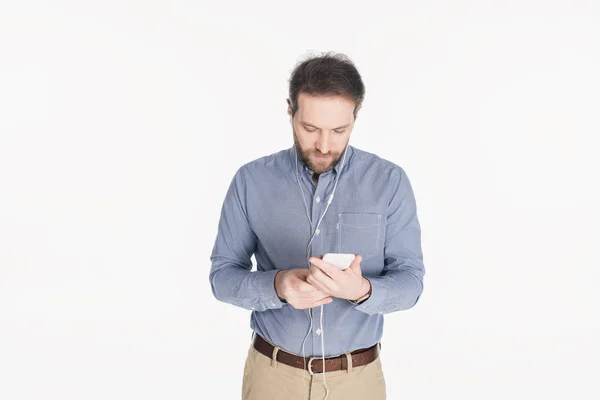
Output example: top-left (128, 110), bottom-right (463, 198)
top-left (308, 266), bottom-right (340, 293)
top-left (311, 291), bottom-right (332, 302)
top-left (296, 288), bottom-right (329, 299)
top-left (347, 254), bottom-right (363, 275)
top-left (292, 281), bottom-right (319, 295)
top-left (307, 264), bottom-right (330, 284)
top-left (288, 290), bottom-right (329, 306)
top-left (290, 274), bottom-right (328, 297)
top-left (310, 296), bottom-right (333, 307)
top-left (295, 269), bottom-right (310, 279)
top-left (306, 274), bottom-right (330, 296)
top-left (295, 269), bottom-right (327, 290)
top-left (296, 295), bottom-right (333, 309)
top-left (309, 257), bottom-right (343, 280)
top-left (293, 279), bottom-right (321, 293)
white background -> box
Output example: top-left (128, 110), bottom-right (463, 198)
top-left (1, 1), bottom-right (599, 399)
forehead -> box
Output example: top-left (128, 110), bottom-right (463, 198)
top-left (296, 92), bottom-right (354, 127)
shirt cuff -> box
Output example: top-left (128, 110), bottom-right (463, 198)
top-left (253, 269), bottom-right (285, 310)
top-left (353, 277), bottom-right (387, 315)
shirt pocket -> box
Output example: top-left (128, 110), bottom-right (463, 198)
top-left (337, 213), bottom-right (381, 261)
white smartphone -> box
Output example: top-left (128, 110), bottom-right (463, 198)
top-left (322, 253), bottom-right (355, 270)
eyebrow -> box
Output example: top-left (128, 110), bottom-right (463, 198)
top-left (301, 121), bottom-right (351, 130)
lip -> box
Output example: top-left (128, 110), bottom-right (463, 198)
top-left (313, 154), bottom-right (329, 159)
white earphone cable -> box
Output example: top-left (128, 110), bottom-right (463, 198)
top-left (294, 142), bottom-right (348, 400)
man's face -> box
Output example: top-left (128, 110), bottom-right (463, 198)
top-left (289, 92), bottom-right (355, 175)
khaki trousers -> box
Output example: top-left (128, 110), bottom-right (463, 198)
top-left (241, 344), bottom-right (386, 399)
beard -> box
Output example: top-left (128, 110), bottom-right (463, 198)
top-left (292, 127), bottom-right (345, 175)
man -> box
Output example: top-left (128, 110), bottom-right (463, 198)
top-left (210, 52), bottom-right (425, 400)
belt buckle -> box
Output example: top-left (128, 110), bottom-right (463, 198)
top-left (307, 357), bottom-right (323, 376)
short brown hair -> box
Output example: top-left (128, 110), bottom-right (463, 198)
top-left (288, 51), bottom-right (366, 120)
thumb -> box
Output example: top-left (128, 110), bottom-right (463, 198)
top-left (296, 269), bottom-right (310, 279)
top-left (349, 254), bottom-right (363, 274)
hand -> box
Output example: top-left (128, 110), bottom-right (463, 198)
top-left (275, 268), bottom-right (333, 309)
top-left (307, 254), bottom-right (371, 301)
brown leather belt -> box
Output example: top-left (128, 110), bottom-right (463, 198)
top-left (252, 333), bottom-right (380, 375)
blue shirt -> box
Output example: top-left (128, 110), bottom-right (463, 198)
top-left (209, 145), bottom-right (425, 357)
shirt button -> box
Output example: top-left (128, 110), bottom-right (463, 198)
top-left (316, 328), bottom-right (321, 335)
top-left (316, 196), bottom-right (320, 203)
top-left (315, 229), bottom-right (320, 235)
top-left (271, 301), bottom-right (276, 306)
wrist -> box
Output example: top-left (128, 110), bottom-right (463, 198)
top-left (274, 270), bottom-right (287, 303)
top-left (351, 278), bottom-right (371, 302)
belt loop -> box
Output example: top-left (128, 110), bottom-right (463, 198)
top-left (344, 352), bottom-right (353, 374)
top-left (271, 346), bottom-right (281, 368)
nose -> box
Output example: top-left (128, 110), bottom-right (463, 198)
top-left (316, 132), bottom-right (331, 155)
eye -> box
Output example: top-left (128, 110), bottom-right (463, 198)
top-left (304, 127), bottom-right (317, 132)
top-left (334, 129), bottom-right (345, 134)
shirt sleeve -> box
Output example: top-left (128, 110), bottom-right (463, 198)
top-left (354, 166), bottom-right (425, 316)
top-left (209, 167), bottom-right (285, 312)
